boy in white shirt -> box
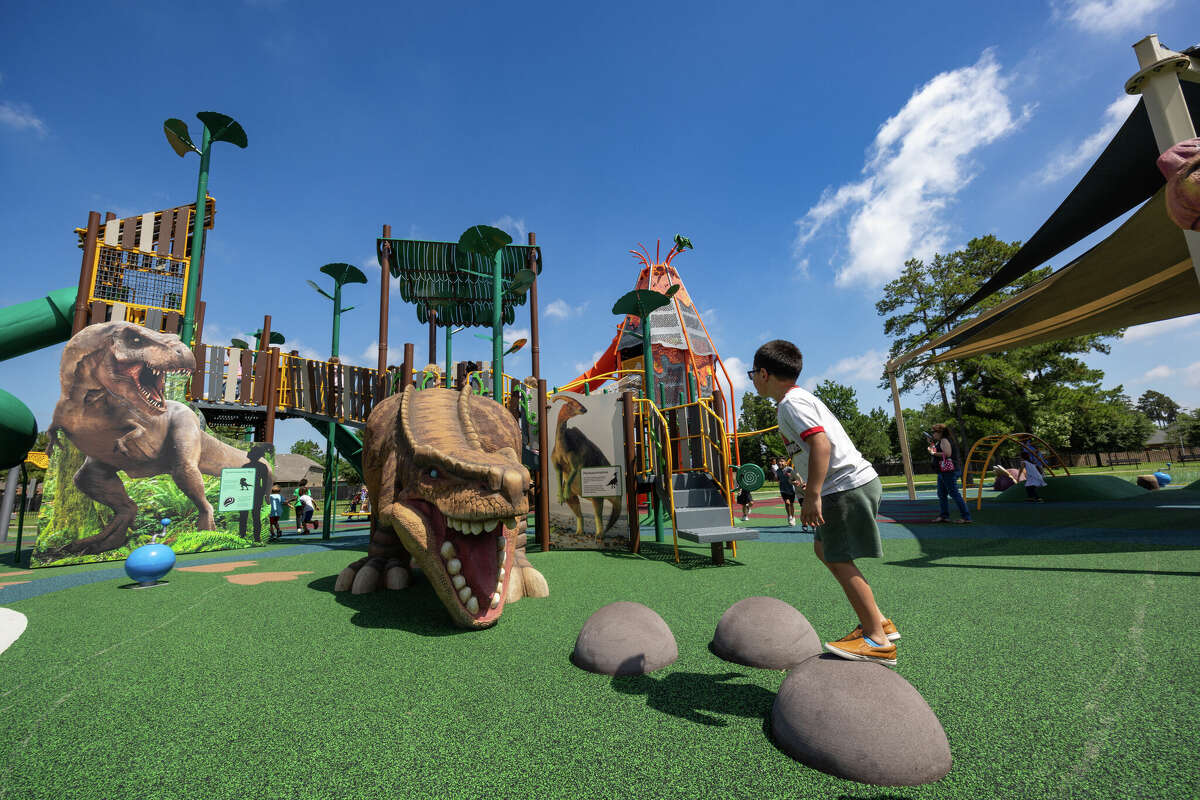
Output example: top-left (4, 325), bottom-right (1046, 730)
top-left (750, 339), bottom-right (899, 665)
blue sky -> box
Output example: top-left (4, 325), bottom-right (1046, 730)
top-left (2, 0), bottom-right (1199, 454)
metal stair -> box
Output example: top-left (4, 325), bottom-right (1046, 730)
top-left (671, 472), bottom-right (757, 564)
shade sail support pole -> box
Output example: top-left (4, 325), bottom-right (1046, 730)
top-left (1130, 35), bottom-right (1200, 286)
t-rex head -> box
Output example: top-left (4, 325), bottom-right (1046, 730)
top-left (391, 388), bottom-right (531, 629)
top-left (61, 321), bottom-right (195, 415)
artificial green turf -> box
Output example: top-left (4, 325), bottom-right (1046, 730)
top-left (1, 532), bottom-right (1198, 799)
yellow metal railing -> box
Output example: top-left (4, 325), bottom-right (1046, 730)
top-left (554, 369), bottom-right (644, 395)
top-left (633, 397), bottom-right (678, 562)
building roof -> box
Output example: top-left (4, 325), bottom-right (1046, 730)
top-left (274, 452), bottom-right (324, 483)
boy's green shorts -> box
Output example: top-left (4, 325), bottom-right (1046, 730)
top-left (813, 477), bottom-right (883, 562)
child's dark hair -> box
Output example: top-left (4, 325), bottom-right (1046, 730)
top-left (753, 340), bottom-right (803, 382)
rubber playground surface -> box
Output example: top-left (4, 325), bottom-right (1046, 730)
top-left (1, 483), bottom-right (1198, 800)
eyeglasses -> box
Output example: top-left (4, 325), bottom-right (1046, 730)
top-left (746, 369), bottom-right (758, 380)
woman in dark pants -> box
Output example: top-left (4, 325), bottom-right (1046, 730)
top-left (929, 423), bottom-right (971, 523)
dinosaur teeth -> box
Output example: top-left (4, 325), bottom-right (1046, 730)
top-left (451, 575), bottom-right (466, 590)
top-left (446, 558), bottom-right (461, 575)
top-left (466, 596), bottom-right (479, 615)
top-left (457, 586), bottom-right (472, 603)
top-left (490, 592), bottom-right (501, 609)
top-left (440, 541), bottom-right (455, 559)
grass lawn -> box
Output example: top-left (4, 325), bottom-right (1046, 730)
top-left (1, 489), bottom-right (1198, 799)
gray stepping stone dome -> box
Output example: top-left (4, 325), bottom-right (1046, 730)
top-left (571, 601), bottom-right (678, 675)
top-left (710, 596), bottom-right (821, 670)
top-left (771, 655), bottom-right (951, 786)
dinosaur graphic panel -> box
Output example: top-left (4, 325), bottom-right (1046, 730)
top-left (32, 321), bottom-right (273, 568)
top-left (547, 392), bottom-right (630, 549)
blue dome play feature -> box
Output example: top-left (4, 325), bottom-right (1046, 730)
top-left (1153, 471), bottom-right (1171, 487)
top-left (125, 542), bottom-right (176, 586)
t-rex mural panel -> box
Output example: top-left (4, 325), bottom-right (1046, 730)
top-left (47, 321), bottom-right (270, 555)
top-left (335, 387), bottom-right (548, 629)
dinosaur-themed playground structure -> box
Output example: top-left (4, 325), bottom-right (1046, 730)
top-left (0, 200), bottom-right (756, 586)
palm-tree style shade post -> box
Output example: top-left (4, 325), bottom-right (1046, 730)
top-left (163, 113), bottom-right (247, 347)
top-left (612, 284), bottom-right (679, 544)
top-left (308, 263), bottom-right (367, 539)
top-left (457, 226), bottom-right (512, 401)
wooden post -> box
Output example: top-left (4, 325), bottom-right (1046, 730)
top-left (260, 315), bottom-right (271, 351)
top-left (528, 232), bottom-right (541, 381)
top-left (428, 308), bottom-right (437, 367)
top-left (401, 343), bottom-right (414, 390)
top-left (377, 225), bottom-right (391, 402)
top-left (194, 301), bottom-right (206, 349)
top-left (73, 211), bottom-right (102, 334)
top-left (621, 391), bottom-right (640, 553)
top-left (888, 367), bottom-right (917, 500)
top-left (264, 347), bottom-right (280, 443)
top-left (536, 378), bottom-right (550, 551)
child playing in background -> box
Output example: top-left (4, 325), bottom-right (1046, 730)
top-left (268, 485), bottom-right (283, 540)
top-left (1021, 446), bottom-right (1047, 502)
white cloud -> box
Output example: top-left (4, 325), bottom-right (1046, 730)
top-left (1185, 361), bottom-right (1200, 387)
top-left (1141, 364), bottom-right (1173, 380)
top-left (1039, 94), bottom-right (1138, 184)
top-left (0, 101), bottom-right (47, 136)
top-left (361, 254), bottom-right (400, 291)
top-left (490, 215), bottom-right (527, 245)
top-left (793, 51), bottom-right (1030, 288)
top-left (573, 350), bottom-right (604, 374)
top-left (1121, 315), bottom-right (1200, 342)
top-left (544, 298), bottom-right (589, 320)
top-left (801, 349), bottom-right (888, 390)
top-left (359, 340), bottom-right (407, 367)
top-left (1058, 0), bottom-right (1173, 35)
top-left (504, 327), bottom-right (530, 347)
top-left (724, 356), bottom-right (751, 396)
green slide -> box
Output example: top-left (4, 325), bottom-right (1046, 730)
top-left (305, 417), bottom-right (364, 479)
top-left (0, 287), bottom-right (76, 467)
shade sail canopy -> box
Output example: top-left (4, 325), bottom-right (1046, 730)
top-left (942, 81), bottom-right (1200, 327)
top-left (925, 189), bottom-right (1199, 363)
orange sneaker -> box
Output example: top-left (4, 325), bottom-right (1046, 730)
top-left (824, 636), bottom-right (897, 666)
top-left (834, 618), bottom-right (900, 643)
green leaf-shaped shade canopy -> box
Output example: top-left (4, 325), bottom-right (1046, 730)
top-left (305, 279), bottom-right (334, 300)
top-left (377, 238), bottom-right (540, 327)
top-left (163, 118), bottom-right (198, 157)
top-left (230, 338), bottom-right (250, 349)
top-left (674, 234), bottom-right (694, 252)
top-left (507, 268), bottom-right (536, 298)
top-left (253, 330), bottom-right (287, 345)
top-left (319, 262), bottom-right (368, 287)
top-left (612, 288), bottom-right (675, 318)
top-left (196, 112), bottom-right (248, 148)
top-left (458, 225), bottom-right (512, 258)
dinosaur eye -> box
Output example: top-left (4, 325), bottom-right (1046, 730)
top-left (427, 468), bottom-right (439, 479)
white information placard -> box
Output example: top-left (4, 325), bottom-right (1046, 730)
top-left (581, 466), bottom-right (623, 498)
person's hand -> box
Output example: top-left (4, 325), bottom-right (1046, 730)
top-left (802, 491), bottom-right (824, 527)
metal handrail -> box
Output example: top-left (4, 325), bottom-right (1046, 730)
top-left (554, 368), bottom-right (644, 394)
top-left (633, 397), bottom-right (678, 563)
